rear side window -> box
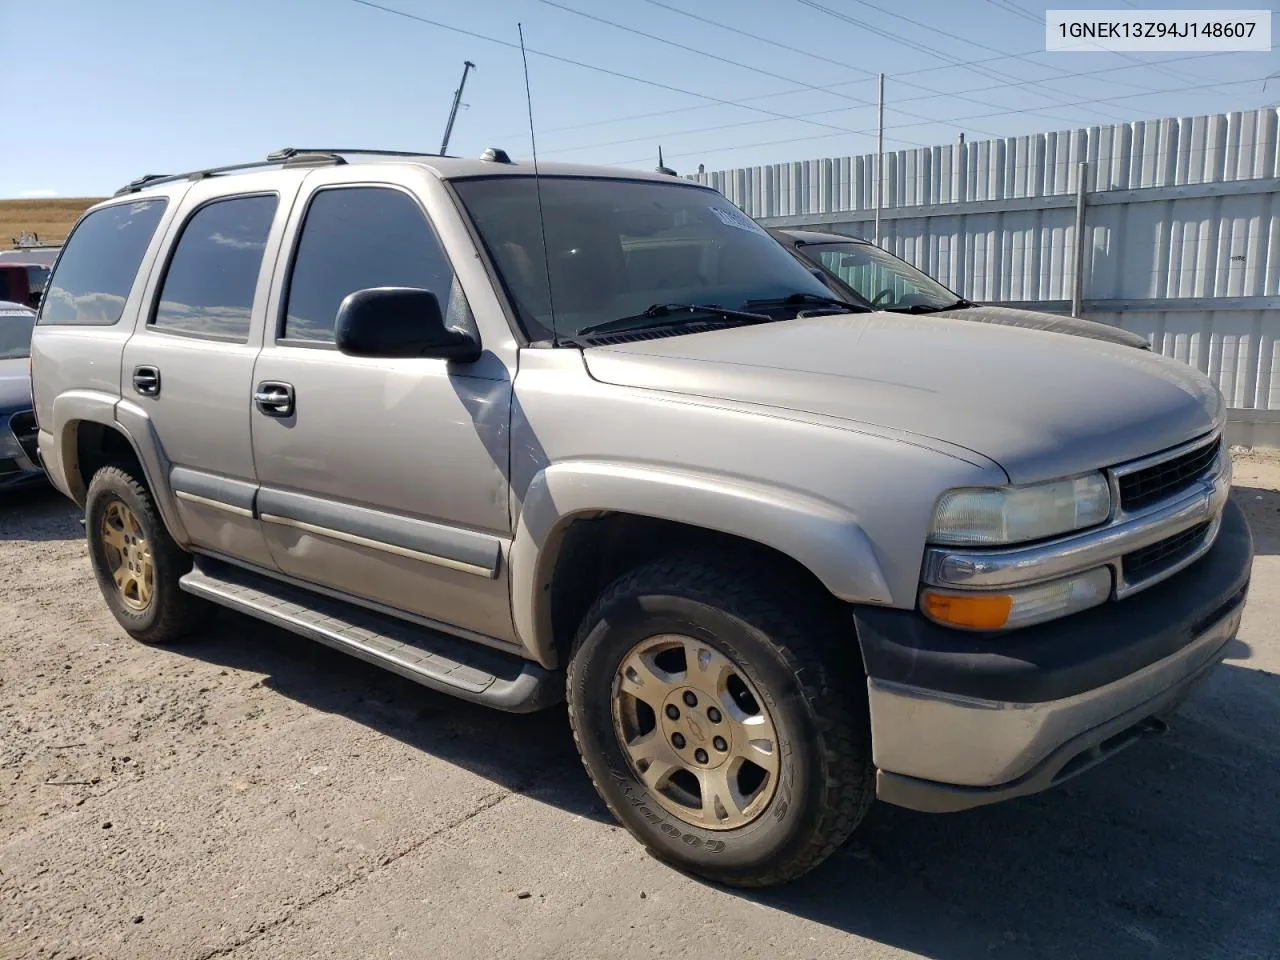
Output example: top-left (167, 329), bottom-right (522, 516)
top-left (38, 199), bottom-right (167, 326)
top-left (282, 186), bottom-right (468, 343)
top-left (151, 194), bottom-right (278, 342)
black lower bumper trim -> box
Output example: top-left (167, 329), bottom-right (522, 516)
top-left (855, 497), bottom-right (1253, 704)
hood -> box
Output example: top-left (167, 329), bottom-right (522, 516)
top-left (0, 356), bottom-right (33, 414)
top-left (583, 313), bottom-right (1222, 485)
top-left (929, 303), bottom-right (1151, 350)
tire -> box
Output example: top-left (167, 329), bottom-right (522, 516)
top-left (85, 466), bottom-right (210, 644)
top-left (566, 554), bottom-right (875, 887)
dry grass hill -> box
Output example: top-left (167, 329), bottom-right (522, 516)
top-left (0, 198), bottom-right (103, 249)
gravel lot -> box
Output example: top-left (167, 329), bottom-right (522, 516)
top-left (3, 457), bottom-right (1280, 960)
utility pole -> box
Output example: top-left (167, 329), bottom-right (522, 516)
top-left (875, 72), bottom-right (884, 245)
top-left (439, 60), bottom-right (476, 156)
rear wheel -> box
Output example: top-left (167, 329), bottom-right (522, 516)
top-left (85, 466), bottom-right (210, 644)
top-left (567, 555), bottom-right (875, 887)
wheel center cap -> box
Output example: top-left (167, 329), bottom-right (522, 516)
top-left (658, 688), bottom-right (730, 770)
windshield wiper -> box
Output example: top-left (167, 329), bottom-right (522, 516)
top-left (576, 303), bottom-right (771, 337)
top-left (888, 298), bottom-right (970, 314)
top-left (744, 293), bottom-right (867, 313)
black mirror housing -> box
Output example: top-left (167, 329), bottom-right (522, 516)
top-left (335, 287), bottom-right (481, 362)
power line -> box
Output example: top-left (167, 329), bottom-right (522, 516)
top-left (550, 50), bottom-right (1247, 159)
top-left (536, 0), bottom-right (1009, 138)
top-left (642, 0), bottom-right (1163, 98)
top-left (345, 0), bottom-right (937, 146)
top-left (520, 48), bottom-right (1231, 145)
top-left (981, 0), bottom-right (1213, 87)
top-left (802, 0), bottom-right (1136, 124)
top-left (540, 104), bottom-right (917, 157)
top-left (609, 72), bottom-right (1269, 166)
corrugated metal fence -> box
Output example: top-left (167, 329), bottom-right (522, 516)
top-left (689, 108), bottom-right (1280, 445)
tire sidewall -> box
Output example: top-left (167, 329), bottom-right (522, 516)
top-left (85, 470), bottom-right (170, 637)
top-left (570, 590), bottom-right (831, 879)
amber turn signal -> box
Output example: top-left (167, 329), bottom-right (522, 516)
top-left (920, 590), bottom-right (1013, 630)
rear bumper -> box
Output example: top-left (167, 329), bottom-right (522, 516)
top-left (856, 497), bottom-right (1253, 813)
top-left (1, 409), bottom-right (44, 488)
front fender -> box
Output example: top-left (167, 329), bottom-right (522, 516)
top-left (509, 460), bottom-right (891, 667)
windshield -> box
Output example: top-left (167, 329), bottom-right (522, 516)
top-left (0, 308), bottom-right (36, 359)
top-left (452, 177), bottom-right (839, 340)
top-left (804, 241), bottom-right (962, 311)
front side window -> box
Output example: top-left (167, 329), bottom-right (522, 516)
top-left (807, 242), bottom-right (961, 312)
top-left (151, 194), bottom-right (278, 341)
top-left (452, 176), bottom-right (838, 340)
top-left (38, 199), bottom-right (168, 326)
top-left (0, 307), bottom-right (36, 359)
top-left (283, 186), bottom-right (469, 344)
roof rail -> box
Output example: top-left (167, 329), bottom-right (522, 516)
top-left (112, 147), bottom-right (448, 197)
top-left (266, 147), bottom-right (444, 161)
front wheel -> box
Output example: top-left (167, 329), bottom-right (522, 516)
top-left (566, 555), bottom-right (875, 887)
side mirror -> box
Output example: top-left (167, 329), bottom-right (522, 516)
top-left (335, 287), bottom-right (481, 362)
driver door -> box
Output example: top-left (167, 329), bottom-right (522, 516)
top-left (249, 171), bottom-right (515, 643)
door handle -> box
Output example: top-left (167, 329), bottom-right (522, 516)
top-left (132, 365), bottom-right (161, 397)
top-left (254, 381), bottom-right (295, 417)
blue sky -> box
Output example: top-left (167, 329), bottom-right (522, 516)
top-left (2, 0), bottom-right (1276, 197)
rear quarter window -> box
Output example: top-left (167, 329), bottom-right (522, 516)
top-left (37, 199), bottom-right (168, 326)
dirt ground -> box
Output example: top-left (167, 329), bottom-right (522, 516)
top-left (3, 456), bottom-right (1279, 960)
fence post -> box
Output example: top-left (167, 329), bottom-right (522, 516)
top-left (1072, 160), bottom-right (1089, 318)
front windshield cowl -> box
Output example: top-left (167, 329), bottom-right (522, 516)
top-left (451, 176), bottom-right (842, 344)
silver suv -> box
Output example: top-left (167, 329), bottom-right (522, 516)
top-left (30, 148), bottom-right (1253, 887)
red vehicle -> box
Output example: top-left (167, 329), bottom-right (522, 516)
top-left (0, 259), bottom-right (51, 310)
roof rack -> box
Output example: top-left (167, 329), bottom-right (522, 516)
top-left (113, 147), bottom-right (451, 197)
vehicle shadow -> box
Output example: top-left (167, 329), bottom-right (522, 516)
top-left (177, 609), bottom-right (612, 824)
top-left (1231, 485), bottom-right (1280, 556)
top-left (178, 610), bottom-right (1280, 959)
top-left (0, 482), bottom-right (82, 542)
top-left (738, 658), bottom-right (1280, 959)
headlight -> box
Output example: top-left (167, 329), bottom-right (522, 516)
top-left (929, 473), bottom-right (1111, 546)
top-left (921, 567), bottom-right (1112, 631)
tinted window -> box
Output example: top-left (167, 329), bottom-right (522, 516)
top-left (0, 268), bottom-right (18, 302)
top-left (452, 177), bottom-right (834, 340)
top-left (38, 199), bottom-right (167, 326)
top-left (28, 266), bottom-right (50, 295)
top-left (0, 307), bottom-right (36, 360)
top-left (808, 242), bottom-right (959, 311)
top-left (283, 187), bottom-right (469, 343)
top-left (152, 195), bottom-right (277, 341)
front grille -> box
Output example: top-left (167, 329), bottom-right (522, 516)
top-left (1123, 521), bottom-right (1211, 583)
top-left (8, 410), bottom-right (37, 462)
top-left (1118, 438), bottom-right (1220, 512)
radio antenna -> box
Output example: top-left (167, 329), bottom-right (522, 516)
top-left (518, 23), bottom-right (559, 346)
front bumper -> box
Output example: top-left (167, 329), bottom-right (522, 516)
top-left (856, 497), bottom-right (1253, 813)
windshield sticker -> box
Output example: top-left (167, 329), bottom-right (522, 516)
top-left (710, 205), bottom-right (767, 236)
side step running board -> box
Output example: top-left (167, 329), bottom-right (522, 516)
top-left (179, 557), bottom-right (561, 713)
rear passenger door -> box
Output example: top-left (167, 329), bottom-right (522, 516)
top-left (121, 175), bottom-right (299, 568)
top-left (250, 172), bottom-right (515, 643)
